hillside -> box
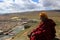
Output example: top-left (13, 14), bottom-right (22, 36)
top-left (0, 10), bottom-right (60, 40)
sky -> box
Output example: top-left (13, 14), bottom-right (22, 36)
top-left (0, 0), bottom-right (60, 14)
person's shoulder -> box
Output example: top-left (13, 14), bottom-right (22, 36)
top-left (48, 19), bottom-right (56, 25)
top-left (48, 19), bottom-right (54, 22)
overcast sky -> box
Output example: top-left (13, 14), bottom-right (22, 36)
top-left (0, 0), bottom-right (60, 14)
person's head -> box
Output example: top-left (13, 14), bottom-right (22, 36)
top-left (39, 12), bottom-right (48, 22)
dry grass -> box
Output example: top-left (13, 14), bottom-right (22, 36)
top-left (11, 11), bottom-right (60, 40)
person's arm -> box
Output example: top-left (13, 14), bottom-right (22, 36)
top-left (31, 27), bottom-right (46, 36)
top-left (29, 22), bottom-right (45, 36)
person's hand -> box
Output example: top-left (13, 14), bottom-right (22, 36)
top-left (31, 33), bottom-right (35, 36)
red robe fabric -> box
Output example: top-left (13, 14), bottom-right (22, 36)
top-left (30, 19), bottom-right (56, 40)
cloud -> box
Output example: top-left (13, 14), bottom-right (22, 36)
top-left (0, 0), bottom-right (45, 14)
top-left (43, 0), bottom-right (60, 10)
top-left (0, 0), bottom-right (60, 14)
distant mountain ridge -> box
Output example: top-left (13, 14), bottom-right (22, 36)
top-left (0, 10), bottom-right (60, 20)
top-left (0, 10), bottom-right (60, 15)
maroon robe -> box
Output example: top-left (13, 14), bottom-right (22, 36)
top-left (30, 19), bottom-right (56, 40)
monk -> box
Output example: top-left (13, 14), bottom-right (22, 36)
top-left (28, 12), bottom-right (56, 40)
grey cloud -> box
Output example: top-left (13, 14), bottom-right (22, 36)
top-left (0, 0), bottom-right (60, 13)
top-left (43, 0), bottom-right (60, 9)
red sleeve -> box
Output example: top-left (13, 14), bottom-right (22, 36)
top-left (31, 22), bottom-right (44, 32)
top-left (30, 22), bottom-right (45, 36)
top-left (33, 28), bottom-right (46, 35)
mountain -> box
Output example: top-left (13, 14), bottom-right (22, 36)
top-left (0, 10), bottom-right (60, 20)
